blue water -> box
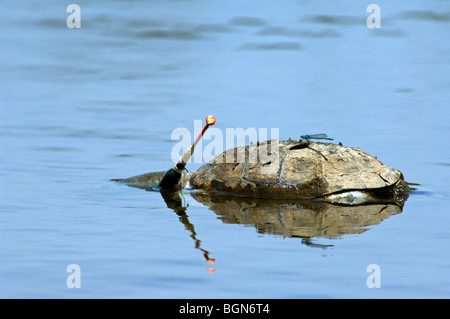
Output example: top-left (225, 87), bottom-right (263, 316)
top-left (1, 0), bottom-right (449, 298)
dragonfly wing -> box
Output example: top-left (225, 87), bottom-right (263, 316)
top-left (300, 133), bottom-right (333, 140)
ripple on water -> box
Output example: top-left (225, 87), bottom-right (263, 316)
top-left (238, 42), bottom-right (303, 51)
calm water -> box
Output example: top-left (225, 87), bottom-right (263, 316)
top-left (1, 0), bottom-right (450, 298)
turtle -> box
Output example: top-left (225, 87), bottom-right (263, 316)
top-left (115, 138), bottom-right (409, 205)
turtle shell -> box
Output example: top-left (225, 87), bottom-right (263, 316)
top-left (189, 139), bottom-right (404, 199)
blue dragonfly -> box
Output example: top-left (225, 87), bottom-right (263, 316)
top-left (300, 133), bottom-right (334, 141)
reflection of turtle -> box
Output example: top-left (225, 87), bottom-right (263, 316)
top-left (190, 192), bottom-right (403, 239)
top-left (158, 190), bottom-right (405, 251)
top-left (117, 139), bottom-right (409, 205)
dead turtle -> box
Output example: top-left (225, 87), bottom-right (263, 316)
top-left (116, 138), bottom-right (409, 205)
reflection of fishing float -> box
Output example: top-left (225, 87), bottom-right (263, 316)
top-left (207, 255), bottom-right (216, 273)
top-left (159, 188), bottom-right (217, 273)
top-left (198, 240), bottom-right (216, 271)
top-left (207, 266), bottom-right (216, 274)
top-left (158, 115), bottom-right (216, 189)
